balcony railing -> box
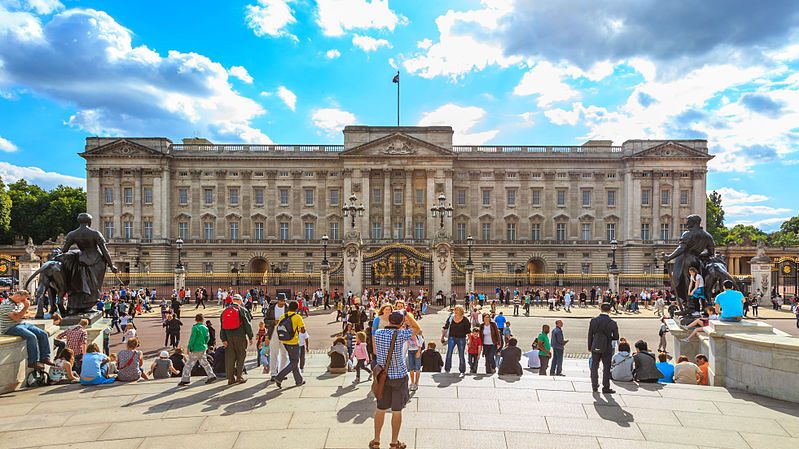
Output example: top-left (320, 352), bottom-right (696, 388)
top-left (452, 145), bottom-right (624, 154)
top-left (170, 144), bottom-right (345, 154)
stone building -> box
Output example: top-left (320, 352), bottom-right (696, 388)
top-left (81, 125), bottom-right (712, 288)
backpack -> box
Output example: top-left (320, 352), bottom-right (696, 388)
top-left (276, 312), bottom-right (296, 342)
top-left (221, 305), bottom-right (241, 330)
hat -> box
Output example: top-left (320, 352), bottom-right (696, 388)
top-left (232, 294), bottom-right (243, 302)
top-left (388, 311), bottom-right (404, 325)
top-left (159, 351), bottom-right (169, 358)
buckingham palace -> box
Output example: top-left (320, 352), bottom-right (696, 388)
top-left (81, 125), bottom-right (712, 290)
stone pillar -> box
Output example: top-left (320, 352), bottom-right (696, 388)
top-left (750, 248), bottom-right (772, 303)
top-left (343, 231), bottom-right (363, 295)
top-left (404, 169), bottom-right (413, 239)
top-left (608, 268), bottom-right (620, 294)
top-left (320, 263), bottom-right (330, 293)
top-left (432, 238), bottom-right (453, 296)
top-left (383, 170), bottom-right (391, 239)
top-left (465, 263), bottom-right (475, 294)
top-left (174, 266), bottom-right (186, 292)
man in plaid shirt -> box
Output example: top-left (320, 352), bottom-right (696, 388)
top-left (57, 319), bottom-right (89, 367)
top-left (371, 311), bottom-right (422, 449)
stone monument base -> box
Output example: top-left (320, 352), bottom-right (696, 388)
top-left (60, 310), bottom-right (103, 327)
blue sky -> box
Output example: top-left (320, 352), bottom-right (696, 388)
top-left (1, 0), bottom-right (798, 231)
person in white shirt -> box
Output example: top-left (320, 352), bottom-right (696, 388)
top-left (523, 341), bottom-right (541, 369)
top-left (298, 327), bottom-right (309, 372)
top-left (688, 266), bottom-right (706, 312)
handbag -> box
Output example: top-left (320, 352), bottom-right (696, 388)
top-left (371, 330), bottom-right (398, 401)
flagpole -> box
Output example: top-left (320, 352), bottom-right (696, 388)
top-left (396, 70), bottom-right (400, 127)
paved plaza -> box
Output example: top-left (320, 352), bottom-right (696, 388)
top-left (2, 356), bottom-right (799, 449)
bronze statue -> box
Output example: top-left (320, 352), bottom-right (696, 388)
top-left (26, 249), bottom-right (68, 319)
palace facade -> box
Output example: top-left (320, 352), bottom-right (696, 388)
top-left (81, 126), bottom-right (712, 282)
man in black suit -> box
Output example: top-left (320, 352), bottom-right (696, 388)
top-left (588, 303), bottom-right (619, 393)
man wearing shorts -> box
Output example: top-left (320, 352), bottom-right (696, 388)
top-left (370, 311), bottom-right (422, 449)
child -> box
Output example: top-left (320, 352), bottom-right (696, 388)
top-left (503, 322), bottom-right (513, 346)
top-left (421, 342), bottom-right (444, 372)
top-left (298, 326), bottom-right (310, 371)
top-left (149, 351), bottom-right (180, 379)
top-left (523, 340), bottom-right (541, 370)
top-left (255, 321), bottom-right (267, 367)
top-left (106, 353), bottom-right (118, 377)
top-left (467, 327), bottom-right (482, 374)
top-left (260, 340), bottom-right (271, 374)
top-left (122, 323), bottom-right (136, 344)
top-left (351, 331), bottom-right (371, 382)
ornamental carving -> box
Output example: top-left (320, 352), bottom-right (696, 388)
top-left (436, 244), bottom-right (450, 275)
top-left (381, 141), bottom-right (416, 155)
top-left (345, 245), bottom-right (360, 276)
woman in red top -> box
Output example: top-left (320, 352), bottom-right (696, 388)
top-left (467, 327), bottom-right (482, 374)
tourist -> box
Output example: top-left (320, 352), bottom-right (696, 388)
top-left (272, 300), bottom-right (306, 389)
top-left (122, 322), bottom-right (136, 343)
top-left (674, 355), bottom-right (702, 384)
top-left (523, 341), bottom-right (541, 370)
top-left (212, 345), bottom-right (226, 378)
top-left (0, 290), bottom-right (52, 370)
top-left (407, 330), bottom-right (423, 390)
top-left (149, 350), bottom-right (180, 379)
top-left (343, 323), bottom-right (356, 357)
top-left (657, 317), bottom-right (669, 352)
top-left (688, 266), bottom-right (706, 311)
top-left (752, 293), bottom-right (760, 317)
top-left (255, 321), bottom-right (267, 367)
top-left (178, 314), bottom-right (216, 385)
top-left (298, 326), bottom-right (310, 372)
top-left (498, 338), bottom-right (523, 375)
top-left (220, 294), bottom-right (253, 385)
top-left (169, 347), bottom-right (186, 377)
top-left (632, 340), bottom-right (661, 383)
top-left (352, 332), bottom-right (372, 381)
top-left (535, 324), bottom-right (551, 376)
top-left (656, 352), bottom-right (674, 383)
top-left (56, 318), bottom-right (89, 371)
top-left (328, 336), bottom-right (349, 374)
top-left (480, 313), bottom-right (501, 374)
top-left (441, 305), bottom-right (470, 374)
top-left (163, 312), bottom-right (182, 349)
top-left (550, 320), bottom-right (568, 376)
top-left (714, 280), bottom-right (744, 322)
top-left (681, 307), bottom-right (718, 342)
top-left (495, 311), bottom-right (507, 335)
top-left (107, 353), bottom-right (118, 377)
top-left (588, 303), bottom-right (620, 393)
top-left (466, 327), bottom-right (482, 374)
top-left (206, 320), bottom-right (217, 348)
top-left (610, 341), bottom-right (634, 381)
top-left (421, 342), bottom-right (443, 372)
top-left (503, 321), bottom-right (512, 346)
top-left (80, 343), bottom-right (114, 385)
top-left (264, 293), bottom-right (289, 375)
top-left (117, 338), bottom-right (148, 382)
top-left (49, 347), bottom-right (79, 384)
top-left (370, 311), bottom-right (421, 449)
top-left (696, 354), bottom-right (709, 385)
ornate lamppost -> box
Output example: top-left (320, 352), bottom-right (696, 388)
top-left (465, 235), bottom-right (475, 293)
top-left (430, 193), bottom-right (453, 229)
top-left (610, 239), bottom-right (618, 270)
top-left (466, 235), bottom-right (474, 266)
top-left (175, 238), bottom-right (184, 269)
top-left (342, 194), bottom-right (365, 230)
top-left (320, 234), bottom-right (330, 293)
top-left (321, 234), bottom-right (329, 266)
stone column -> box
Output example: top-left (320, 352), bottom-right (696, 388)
top-left (750, 251), bottom-right (772, 303)
top-left (161, 168), bottom-right (172, 240)
top-left (320, 263), bottom-right (330, 293)
top-left (343, 231), bottom-right (363, 295)
top-left (174, 266), bottom-right (186, 292)
top-left (383, 170), bottom-right (391, 239)
top-left (133, 168), bottom-right (143, 238)
top-left (405, 169), bottom-right (413, 239)
top-left (465, 263), bottom-right (475, 294)
top-left (360, 170), bottom-right (371, 239)
top-left (432, 239), bottom-right (453, 296)
top-left (608, 268), bottom-right (620, 294)
top-left (112, 169), bottom-right (122, 236)
top-left (426, 169), bottom-right (436, 238)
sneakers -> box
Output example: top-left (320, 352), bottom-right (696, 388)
top-left (409, 384), bottom-right (418, 391)
top-left (275, 379), bottom-right (283, 389)
top-left (178, 381), bottom-right (190, 387)
top-left (602, 389), bottom-right (617, 394)
top-left (205, 377), bottom-right (218, 384)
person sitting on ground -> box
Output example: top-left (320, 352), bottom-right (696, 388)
top-left (328, 336), bottom-right (349, 374)
top-left (656, 352), bottom-right (674, 383)
top-left (80, 343), bottom-right (115, 385)
top-left (49, 347), bottom-right (79, 384)
top-left (673, 355), bottom-right (702, 384)
top-left (610, 341), bottom-right (634, 381)
top-left (149, 351), bottom-right (180, 379)
top-left (523, 340), bottom-right (541, 370)
top-left (169, 347), bottom-right (186, 377)
top-left (498, 338), bottom-right (523, 375)
top-left (632, 340), bottom-right (662, 383)
top-left (695, 354), bottom-right (709, 385)
top-left (421, 341), bottom-right (444, 372)
top-left (106, 353), bottom-right (118, 377)
top-left (116, 338), bottom-right (148, 382)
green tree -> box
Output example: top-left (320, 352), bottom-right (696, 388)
top-left (0, 177), bottom-right (11, 238)
top-left (2, 180), bottom-right (85, 244)
top-left (723, 224), bottom-right (766, 246)
top-left (706, 191), bottom-right (728, 242)
top-left (770, 215), bottom-right (799, 246)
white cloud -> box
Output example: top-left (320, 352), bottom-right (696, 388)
top-left (725, 205), bottom-right (792, 216)
top-left (0, 136), bottom-right (17, 152)
top-left (417, 38), bottom-right (432, 50)
top-left (730, 216), bottom-right (792, 229)
top-left (0, 8), bottom-right (271, 143)
top-left (244, 0), bottom-right (297, 40)
top-left (312, 108), bottom-right (356, 135)
top-left (325, 49), bottom-right (341, 59)
top-left (316, 0), bottom-right (406, 37)
top-left (544, 105), bottom-right (582, 126)
top-left (1, 0), bottom-right (63, 15)
top-left (518, 112), bottom-right (535, 127)
top-left (0, 161), bottom-right (84, 189)
top-left (352, 34), bottom-right (391, 52)
top-left (714, 187), bottom-right (768, 206)
top-left (513, 61), bottom-right (580, 107)
top-left (417, 103), bottom-right (498, 144)
top-left (228, 66), bottom-right (253, 84)
top-left (276, 86), bottom-right (296, 111)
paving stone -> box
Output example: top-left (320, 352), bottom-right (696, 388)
top-left (597, 438), bottom-right (699, 449)
top-left (583, 405), bottom-right (680, 426)
top-left (777, 418), bottom-right (799, 437)
top-left (250, 397), bottom-right (340, 413)
top-left (0, 423), bottom-right (109, 449)
top-left (676, 411), bottom-right (789, 436)
top-left (500, 400), bottom-right (587, 417)
top-left (236, 429), bottom-right (328, 449)
top-left (494, 378), bottom-right (575, 391)
top-left (39, 438), bottom-right (144, 449)
top-left (460, 412), bottom-right (548, 432)
top-left (401, 411), bottom-right (461, 429)
top-left (457, 386), bottom-right (538, 400)
top-left (714, 401), bottom-right (799, 420)
top-left (657, 387), bottom-right (760, 403)
top-left (538, 390), bottom-right (628, 405)
top-left (546, 416), bottom-right (644, 440)
top-left (505, 432), bottom-right (599, 449)
top-left (741, 432), bottom-right (799, 449)
top-left (201, 412), bottom-right (291, 432)
top-left (29, 395), bottom-right (136, 414)
top-left (415, 428), bottom-right (506, 449)
top-left (63, 404), bottom-right (168, 426)
top-left (417, 397), bottom-right (499, 413)
top-left (413, 385), bottom-right (459, 398)
top-left (619, 395), bottom-right (720, 413)
top-left (100, 416), bottom-right (206, 440)
top-left (637, 423), bottom-right (749, 449)
top-left (300, 384), bottom-right (370, 398)
top-left (575, 382), bottom-right (662, 396)
top-left (139, 431), bottom-right (238, 449)
top-left (0, 412), bottom-right (70, 432)
top-left (326, 425), bottom-right (416, 449)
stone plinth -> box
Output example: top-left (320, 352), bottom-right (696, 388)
top-left (608, 268), bottom-right (620, 293)
top-left (17, 260), bottom-right (40, 296)
top-left (464, 264), bottom-right (475, 294)
top-left (750, 262), bottom-right (772, 304)
top-left (432, 240), bottom-right (452, 296)
top-left (343, 232), bottom-right (363, 295)
top-left (174, 266), bottom-right (186, 292)
top-left (320, 264), bottom-right (330, 292)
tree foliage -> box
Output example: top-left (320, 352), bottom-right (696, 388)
top-left (723, 224), bottom-right (767, 246)
top-left (0, 179), bottom-right (86, 244)
top-left (0, 177), bottom-right (11, 237)
top-left (706, 191), bottom-right (728, 243)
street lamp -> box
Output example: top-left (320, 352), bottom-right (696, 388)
top-left (466, 235), bottom-right (474, 266)
top-left (342, 194), bottom-right (365, 229)
top-left (430, 193), bottom-right (453, 229)
top-left (175, 238), bottom-right (184, 269)
top-left (321, 234), bottom-right (329, 266)
top-left (610, 239), bottom-right (618, 270)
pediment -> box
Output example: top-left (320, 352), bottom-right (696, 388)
top-left (82, 139), bottom-right (166, 157)
top-left (578, 213), bottom-right (595, 221)
top-left (341, 133), bottom-right (453, 158)
top-left (528, 213), bottom-right (545, 221)
top-left (251, 213), bottom-right (268, 220)
top-left (631, 141), bottom-right (711, 159)
top-left (552, 213), bottom-right (570, 221)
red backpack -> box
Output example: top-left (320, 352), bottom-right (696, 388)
top-left (221, 305), bottom-right (241, 330)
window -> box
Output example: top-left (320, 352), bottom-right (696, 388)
top-left (581, 263), bottom-right (591, 274)
top-left (178, 188), bottom-right (188, 205)
top-left (680, 223), bottom-right (688, 235)
top-left (124, 187), bottom-right (134, 204)
top-left (607, 190), bottom-right (616, 207)
top-left (229, 222), bottom-right (239, 240)
top-left (373, 187), bottom-right (382, 203)
top-left (660, 223), bottom-right (670, 241)
top-left (254, 222), bottom-right (264, 240)
top-left (254, 188), bottom-right (264, 205)
top-left (641, 189), bottom-right (651, 206)
top-left (414, 222), bottom-right (425, 240)
top-left (506, 189), bottom-right (516, 206)
top-left (556, 190), bottom-right (566, 206)
top-left (456, 223), bottom-right (467, 241)
top-left (393, 221), bottom-right (403, 239)
top-left (279, 188), bottom-right (289, 206)
top-left (531, 189), bottom-right (541, 206)
top-left (680, 190), bottom-right (689, 206)
top-left (506, 223), bottom-right (517, 241)
top-left (482, 189), bottom-right (491, 206)
top-left (371, 223), bottom-right (382, 240)
top-left (507, 263), bottom-right (516, 273)
top-left (204, 222), bottom-right (214, 240)
top-left (393, 189), bottom-right (403, 205)
top-left (582, 190), bottom-right (591, 207)
top-left (104, 188), bottom-right (114, 204)
top-left (204, 188), bottom-right (214, 205)
top-left (304, 222), bottom-right (315, 240)
top-left (481, 263), bottom-right (491, 272)
top-left (556, 223), bottom-right (566, 241)
top-left (329, 222), bottom-right (340, 240)
top-left (104, 221), bottom-right (114, 239)
top-left (329, 189), bottom-right (339, 206)
top-left (457, 189), bottom-right (466, 206)
top-left (143, 188), bottom-right (153, 205)
top-left (415, 189), bottom-right (424, 205)
top-left (304, 189), bottom-right (314, 206)
top-left (173, 221), bottom-right (186, 240)
top-left (229, 188), bottom-right (239, 205)
top-left (661, 189), bottom-right (670, 206)
top-left (304, 262), bottom-right (314, 273)
top-left (279, 171), bottom-right (289, 177)
top-left (606, 223), bottom-right (616, 241)
top-left (481, 223), bottom-right (491, 241)
top-left (581, 223), bottom-right (591, 240)
top-left (143, 221), bottom-right (152, 240)
top-left (279, 222), bottom-right (289, 241)
top-left (123, 221), bottom-right (133, 240)
top-left (641, 223), bottom-right (651, 240)
top-left (531, 223), bottom-right (541, 241)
